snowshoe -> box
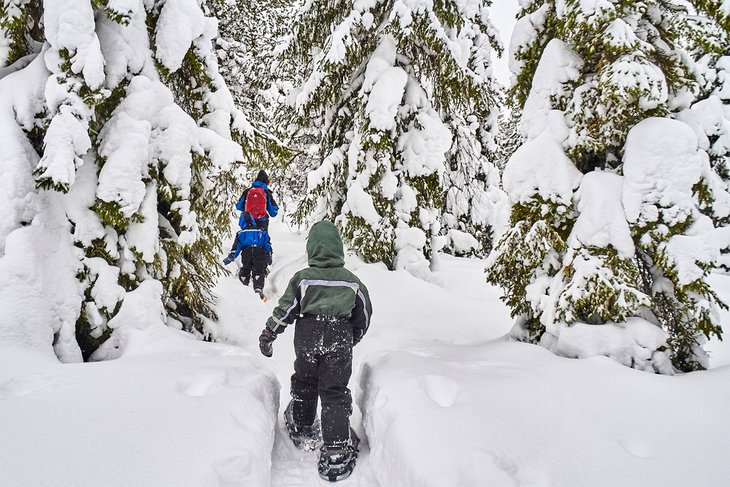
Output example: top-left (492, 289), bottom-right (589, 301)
top-left (318, 428), bottom-right (360, 482)
top-left (254, 288), bottom-right (269, 302)
top-left (284, 401), bottom-right (322, 451)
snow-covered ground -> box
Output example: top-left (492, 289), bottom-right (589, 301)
top-left (0, 327), bottom-right (279, 486)
top-left (1, 220), bottom-right (729, 486)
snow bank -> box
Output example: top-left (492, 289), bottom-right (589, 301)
top-left (0, 326), bottom-right (279, 487)
top-left (541, 317), bottom-right (672, 374)
top-left (360, 342), bottom-right (730, 487)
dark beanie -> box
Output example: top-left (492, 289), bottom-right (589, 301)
top-left (255, 169), bottom-right (269, 185)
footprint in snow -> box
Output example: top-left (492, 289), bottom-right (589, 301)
top-left (176, 368), bottom-right (258, 397)
top-left (423, 374), bottom-right (459, 408)
top-left (620, 437), bottom-right (654, 458)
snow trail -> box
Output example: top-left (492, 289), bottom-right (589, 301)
top-left (214, 221), bottom-right (382, 485)
top-left (213, 219), bottom-right (512, 485)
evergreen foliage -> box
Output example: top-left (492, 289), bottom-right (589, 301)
top-left (0, 0), bottom-right (43, 66)
top-left (486, 199), bottom-right (571, 342)
top-left (281, 0), bottom-right (505, 272)
top-left (490, 0), bottom-right (729, 372)
top-left (206, 0), bottom-right (294, 165)
top-left (679, 1), bottom-right (730, 229)
top-left (0, 0), bottom-right (245, 360)
top-left (693, 0), bottom-right (730, 33)
top-left (494, 108), bottom-right (523, 173)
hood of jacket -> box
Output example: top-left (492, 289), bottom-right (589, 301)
top-left (252, 180), bottom-right (269, 191)
top-left (306, 221), bottom-right (345, 268)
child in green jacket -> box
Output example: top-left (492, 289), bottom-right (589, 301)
top-left (259, 221), bottom-right (372, 482)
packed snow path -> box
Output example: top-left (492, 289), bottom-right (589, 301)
top-left (213, 220), bottom-right (515, 485)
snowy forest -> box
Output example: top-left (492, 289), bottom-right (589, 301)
top-left (1, 0), bottom-right (729, 486)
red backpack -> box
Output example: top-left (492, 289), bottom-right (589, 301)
top-left (245, 187), bottom-right (267, 220)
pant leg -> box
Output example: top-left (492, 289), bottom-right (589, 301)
top-left (251, 247), bottom-right (269, 290)
top-left (239, 247), bottom-right (254, 281)
top-left (318, 325), bottom-right (353, 447)
top-left (290, 321), bottom-right (319, 428)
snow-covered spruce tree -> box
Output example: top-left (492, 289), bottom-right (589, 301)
top-left (678, 2), bottom-right (730, 229)
top-left (487, 38), bottom-right (584, 343)
top-left (485, 68), bottom-right (583, 341)
top-left (0, 0), bottom-right (246, 361)
top-left (207, 0), bottom-right (290, 124)
top-left (506, 0), bottom-right (559, 109)
top-left (283, 0), bottom-right (505, 273)
top-left (489, 1), bottom-right (727, 372)
top-left (208, 0), bottom-right (309, 211)
top-left (205, 0), bottom-right (292, 164)
top-left (441, 89), bottom-right (508, 257)
top-left (621, 118), bottom-right (729, 371)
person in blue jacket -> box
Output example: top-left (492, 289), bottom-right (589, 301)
top-left (223, 212), bottom-right (272, 300)
top-left (236, 170), bottom-right (279, 231)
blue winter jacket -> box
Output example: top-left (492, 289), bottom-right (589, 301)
top-left (235, 181), bottom-right (279, 224)
top-left (230, 227), bottom-right (272, 257)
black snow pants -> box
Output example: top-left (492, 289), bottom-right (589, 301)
top-left (290, 314), bottom-right (353, 447)
top-left (239, 246), bottom-right (270, 290)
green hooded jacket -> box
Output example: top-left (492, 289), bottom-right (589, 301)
top-left (265, 221), bottom-right (372, 339)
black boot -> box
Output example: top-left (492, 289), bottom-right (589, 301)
top-left (318, 428), bottom-right (360, 482)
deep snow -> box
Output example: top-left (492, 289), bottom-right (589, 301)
top-left (1, 219), bottom-right (729, 486)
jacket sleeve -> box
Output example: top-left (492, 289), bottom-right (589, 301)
top-left (265, 272), bottom-right (301, 334)
top-left (229, 233), bottom-right (244, 258)
top-left (235, 189), bottom-right (249, 211)
top-left (351, 277), bottom-right (372, 341)
top-left (266, 190), bottom-right (279, 218)
top-left (229, 233), bottom-right (239, 253)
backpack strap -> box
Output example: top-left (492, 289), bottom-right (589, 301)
top-left (242, 211), bottom-right (257, 228)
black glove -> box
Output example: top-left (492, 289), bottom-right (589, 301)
top-left (223, 253), bottom-right (235, 265)
top-left (353, 330), bottom-right (363, 346)
top-left (259, 327), bottom-right (276, 357)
